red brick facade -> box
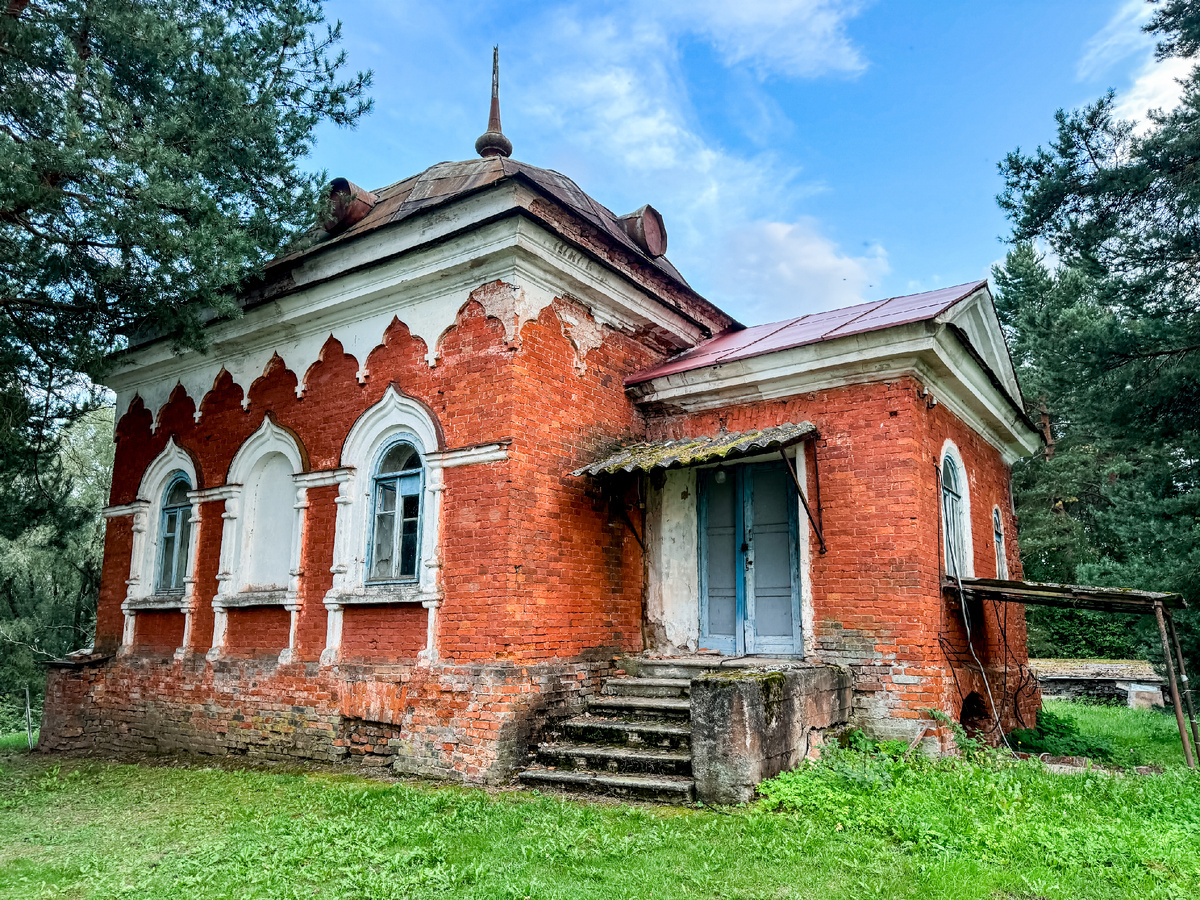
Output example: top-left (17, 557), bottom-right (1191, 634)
top-left (645, 378), bottom-right (1039, 739)
top-left (40, 170), bottom-right (1040, 774)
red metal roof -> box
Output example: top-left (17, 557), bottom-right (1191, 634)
top-left (626, 280), bottom-right (988, 386)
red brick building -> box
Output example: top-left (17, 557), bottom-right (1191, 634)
top-left (40, 102), bottom-right (1042, 794)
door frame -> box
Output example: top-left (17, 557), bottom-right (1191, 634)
top-left (698, 459), bottom-right (805, 656)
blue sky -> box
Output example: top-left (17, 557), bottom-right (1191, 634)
top-left (309, 0), bottom-right (1190, 327)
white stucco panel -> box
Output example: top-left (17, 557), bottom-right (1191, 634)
top-left (645, 468), bottom-right (700, 653)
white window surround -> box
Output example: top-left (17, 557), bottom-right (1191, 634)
top-left (104, 437), bottom-right (202, 656)
top-left (208, 416), bottom-right (308, 662)
top-left (320, 384), bottom-right (509, 666)
top-left (993, 506), bottom-right (1009, 580)
top-left (326, 386), bottom-right (445, 610)
top-left (940, 439), bottom-right (975, 579)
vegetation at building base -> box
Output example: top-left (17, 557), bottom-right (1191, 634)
top-left (994, 0), bottom-right (1200, 674)
top-left (0, 701), bottom-right (1193, 900)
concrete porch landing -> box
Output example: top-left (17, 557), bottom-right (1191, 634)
top-left (518, 654), bottom-right (850, 804)
top-left (619, 655), bottom-right (824, 677)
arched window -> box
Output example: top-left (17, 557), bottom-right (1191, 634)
top-left (993, 508), bottom-right (1008, 580)
top-left (155, 473), bottom-right (193, 593)
top-left (368, 440), bottom-right (424, 582)
top-left (941, 454), bottom-right (969, 577)
top-left (242, 451), bottom-right (297, 591)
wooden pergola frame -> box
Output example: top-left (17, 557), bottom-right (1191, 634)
top-left (946, 577), bottom-right (1197, 769)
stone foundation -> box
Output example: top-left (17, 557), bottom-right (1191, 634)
top-left (40, 651), bottom-right (615, 782)
top-left (690, 666), bottom-right (853, 804)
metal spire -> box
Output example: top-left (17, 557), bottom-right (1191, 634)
top-left (475, 46), bottom-right (513, 159)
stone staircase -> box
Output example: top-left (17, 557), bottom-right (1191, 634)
top-left (517, 658), bottom-right (724, 803)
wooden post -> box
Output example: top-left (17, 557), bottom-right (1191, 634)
top-left (1165, 609), bottom-right (1200, 750)
top-left (1154, 601), bottom-right (1195, 768)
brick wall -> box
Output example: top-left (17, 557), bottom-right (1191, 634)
top-left (56, 279), bottom-right (667, 776)
top-left (41, 654), bottom-right (616, 782)
top-left (645, 375), bottom-right (1039, 740)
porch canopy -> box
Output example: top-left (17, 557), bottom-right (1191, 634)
top-left (571, 421), bottom-right (817, 477)
top-left (947, 576), bottom-right (1196, 768)
top-left (947, 577), bottom-right (1184, 615)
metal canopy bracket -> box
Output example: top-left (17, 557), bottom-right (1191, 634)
top-left (946, 576), bottom-right (1194, 769)
top-left (778, 447), bottom-right (826, 555)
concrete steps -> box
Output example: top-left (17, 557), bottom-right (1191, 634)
top-left (535, 741), bottom-right (693, 777)
top-left (603, 676), bottom-right (691, 699)
top-left (560, 715), bottom-right (691, 749)
top-left (586, 695), bottom-right (692, 721)
top-left (518, 768), bottom-right (696, 802)
top-left (519, 661), bottom-right (728, 803)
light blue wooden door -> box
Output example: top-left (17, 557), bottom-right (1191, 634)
top-left (699, 467), bottom-right (742, 654)
top-left (699, 462), bottom-right (802, 655)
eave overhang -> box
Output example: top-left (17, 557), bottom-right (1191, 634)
top-left (946, 577), bottom-right (1186, 615)
top-left (101, 210), bottom-right (713, 425)
top-left (626, 320), bottom-right (1042, 465)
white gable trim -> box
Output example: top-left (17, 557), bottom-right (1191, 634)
top-left (630, 320), bottom-right (1040, 464)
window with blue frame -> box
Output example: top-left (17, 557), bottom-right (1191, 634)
top-left (368, 441), bottom-right (423, 582)
top-left (156, 473), bottom-right (192, 594)
top-left (941, 455), bottom-right (968, 578)
top-left (993, 508), bottom-right (1008, 580)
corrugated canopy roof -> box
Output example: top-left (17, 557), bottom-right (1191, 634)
top-left (572, 422), bottom-right (817, 477)
top-left (627, 280), bottom-right (988, 386)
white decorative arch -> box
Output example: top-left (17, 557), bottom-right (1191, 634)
top-left (137, 436), bottom-right (198, 503)
top-left (341, 384), bottom-right (442, 466)
top-left (322, 385), bottom-right (447, 665)
top-left (111, 438), bottom-right (202, 654)
top-left (940, 439), bottom-right (975, 578)
top-left (207, 416), bottom-right (309, 662)
top-left (228, 415), bottom-right (305, 484)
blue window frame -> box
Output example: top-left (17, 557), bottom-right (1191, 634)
top-left (367, 440), bottom-right (424, 583)
top-left (156, 472), bottom-right (192, 594)
top-left (942, 456), bottom-right (967, 577)
top-left (993, 508), bottom-right (1008, 579)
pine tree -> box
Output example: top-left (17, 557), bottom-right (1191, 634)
top-left (0, 0), bottom-right (371, 531)
top-left (996, 0), bottom-right (1200, 671)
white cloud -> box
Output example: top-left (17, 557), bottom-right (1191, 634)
top-left (322, 0), bottom-right (878, 323)
top-left (711, 220), bottom-right (889, 321)
top-left (1078, 0), bottom-right (1190, 126)
top-left (1112, 53), bottom-right (1192, 123)
top-left (1078, 0), bottom-right (1151, 80)
top-left (510, 2), bottom-right (878, 321)
top-left (659, 0), bottom-right (869, 78)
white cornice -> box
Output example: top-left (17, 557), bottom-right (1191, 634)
top-left (293, 467), bottom-right (355, 488)
top-left (104, 215), bottom-right (704, 426)
top-left (633, 323), bottom-right (1040, 464)
top-left (103, 500), bottom-right (150, 519)
top-left (427, 442), bottom-right (511, 468)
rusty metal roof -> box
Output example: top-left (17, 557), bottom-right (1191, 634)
top-left (948, 577), bottom-right (1186, 614)
top-left (269, 157), bottom-right (691, 288)
top-left (626, 280), bottom-right (988, 386)
top-left (572, 422), bottom-right (817, 477)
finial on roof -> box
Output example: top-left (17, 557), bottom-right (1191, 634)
top-left (475, 45), bottom-right (513, 159)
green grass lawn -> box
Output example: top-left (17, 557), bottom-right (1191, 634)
top-left (0, 701), bottom-right (1197, 900)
